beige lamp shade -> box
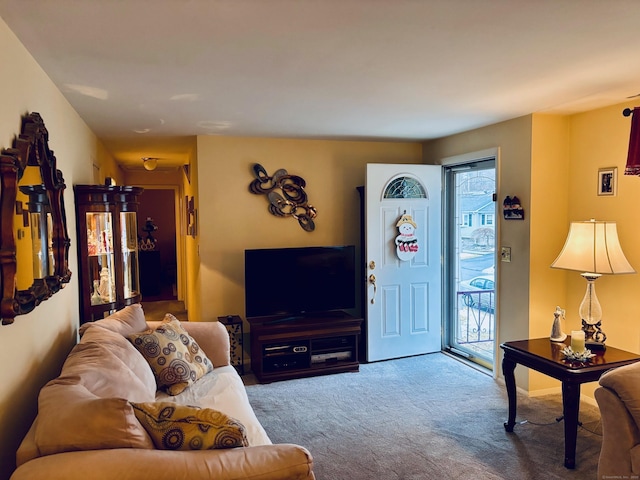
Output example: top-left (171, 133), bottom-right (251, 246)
top-left (551, 220), bottom-right (635, 274)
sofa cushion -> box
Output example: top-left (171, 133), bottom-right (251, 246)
top-left (67, 326), bottom-right (157, 400)
top-left (35, 382), bottom-right (154, 456)
top-left (131, 401), bottom-right (249, 450)
top-left (79, 303), bottom-right (148, 337)
top-left (157, 365), bottom-right (272, 447)
top-left (128, 314), bottom-right (213, 395)
top-left (600, 362), bottom-right (640, 429)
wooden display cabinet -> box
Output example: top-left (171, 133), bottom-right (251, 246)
top-left (74, 185), bottom-right (144, 323)
top-left (247, 312), bottom-right (362, 383)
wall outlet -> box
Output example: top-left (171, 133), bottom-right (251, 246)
top-left (501, 247), bottom-right (511, 262)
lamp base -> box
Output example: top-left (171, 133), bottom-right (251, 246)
top-left (582, 318), bottom-right (607, 350)
top-left (586, 340), bottom-right (606, 351)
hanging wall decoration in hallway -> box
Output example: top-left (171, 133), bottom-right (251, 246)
top-left (395, 213), bottom-right (419, 261)
top-left (185, 196), bottom-right (197, 237)
top-left (139, 217), bottom-right (158, 251)
top-left (249, 163), bottom-right (317, 231)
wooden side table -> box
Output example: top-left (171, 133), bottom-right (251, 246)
top-left (500, 337), bottom-right (640, 469)
top-left (218, 315), bottom-right (244, 375)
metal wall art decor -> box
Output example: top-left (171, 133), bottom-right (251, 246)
top-left (249, 163), bottom-right (317, 231)
top-left (395, 212), bottom-right (419, 261)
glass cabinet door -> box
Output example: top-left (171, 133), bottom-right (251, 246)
top-left (120, 211), bottom-right (140, 300)
top-left (85, 212), bottom-right (116, 305)
top-left (75, 184), bottom-right (144, 324)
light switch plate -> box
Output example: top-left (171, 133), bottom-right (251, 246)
top-left (501, 247), bottom-right (511, 262)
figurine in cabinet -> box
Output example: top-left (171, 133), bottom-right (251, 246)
top-left (97, 267), bottom-right (115, 302)
top-left (91, 280), bottom-right (102, 305)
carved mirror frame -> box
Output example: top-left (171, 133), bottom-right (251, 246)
top-left (0, 113), bottom-right (71, 325)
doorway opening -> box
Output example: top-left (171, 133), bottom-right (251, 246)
top-left (443, 157), bottom-right (496, 370)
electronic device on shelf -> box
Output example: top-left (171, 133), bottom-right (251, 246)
top-left (311, 351), bottom-right (352, 364)
top-left (244, 245), bottom-right (356, 319)
top-left (248, 312), bottom-right (363, 382)
top-left (263, 344), bottom-right (309, 355)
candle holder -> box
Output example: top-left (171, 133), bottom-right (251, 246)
top-left (561, 345), bottom-right (595, 362)
top-left (570, 330), bottom-right (585, 352)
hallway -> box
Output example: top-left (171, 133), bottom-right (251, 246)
top-left (141, 300), bottom-right (187, 322)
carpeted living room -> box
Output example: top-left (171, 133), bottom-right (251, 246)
top-left (3, 2), bottom-right (640, 480)
top-left (245, 354), bottom-right (603, 480)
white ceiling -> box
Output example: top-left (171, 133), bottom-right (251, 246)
top-left (1, 0), bottom-right (640, 170)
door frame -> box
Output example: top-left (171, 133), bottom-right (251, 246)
top-left (134, 184), bottom-right (186, 303)
top-left (438, 148), bottom-right (501, 375)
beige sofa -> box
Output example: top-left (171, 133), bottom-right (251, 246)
top-left (595, 360), bottom-right (640, 479)
top-left (11, 304), bottom-right (315, 480)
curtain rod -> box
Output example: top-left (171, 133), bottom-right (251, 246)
top-left (623, 108), bottom-right (636, 117)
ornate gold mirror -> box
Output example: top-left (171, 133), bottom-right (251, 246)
top-left (1, 113), bottom-right (71, 325)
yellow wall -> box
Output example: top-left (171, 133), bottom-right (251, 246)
top-left (0, 17), bottom-right (115, 478)
top-left (528, 114), bottom-right (571, 392)
top-left (195, 136), bottom-right (423, 325)
top-left (566, 102), bottom-right (640, 399)
top-left (567, 101), bottom-right (640, 348)
top-left (528, 106), bottom-right (640, 396)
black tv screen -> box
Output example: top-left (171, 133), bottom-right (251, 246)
top-left (244, 245), bottom-right (356, 318)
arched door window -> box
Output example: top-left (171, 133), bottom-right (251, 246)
top-left (383, 175), bottom-right (427, 199)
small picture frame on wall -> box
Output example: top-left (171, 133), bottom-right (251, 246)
top-left (597, 167), bottom-right (617, 196)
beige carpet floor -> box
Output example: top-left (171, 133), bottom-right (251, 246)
top-left (245, 353), bottom-right (602, 480)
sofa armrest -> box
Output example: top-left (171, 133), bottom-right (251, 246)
top-left (147, 320), bottom-right (231, 368)
top-left (10, 445), bottom-right (315, 480)
top-left (182, 321), bottom-right (231, 368)
top-left (595, 386), bottom-right (640, 478)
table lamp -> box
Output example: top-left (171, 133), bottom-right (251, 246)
top-left (551, 219), bottom-right (635, 349)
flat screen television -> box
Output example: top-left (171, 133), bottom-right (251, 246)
top-left (244, 245), bottom-right (356, 318)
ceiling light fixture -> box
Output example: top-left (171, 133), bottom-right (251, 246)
top-left (142, 157), bottom-right (158, 171)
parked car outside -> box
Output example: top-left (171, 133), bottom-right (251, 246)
top-left (459, 275), bottom-right (495, 312)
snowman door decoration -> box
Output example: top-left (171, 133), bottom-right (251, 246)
top-left (395, 213), bottom-right (419, 261)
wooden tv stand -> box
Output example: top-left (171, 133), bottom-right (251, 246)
top-left (247, 312), bottom-right (362, 383)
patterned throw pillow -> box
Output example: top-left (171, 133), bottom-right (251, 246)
top-left (127, 314), bottom-right (213, 395)
top-left (131, 401), bottom-right (249, 450)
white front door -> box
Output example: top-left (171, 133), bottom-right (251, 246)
top-left (365, 164), bottom-right (442, 362)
